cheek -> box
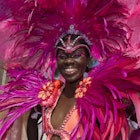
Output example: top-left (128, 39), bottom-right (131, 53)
top-left (77, 58), bottom-right (88, 68)
top-left (56, 60), bottom-right (65, 75)
top-left (56, 59), bottom-right (63, 69)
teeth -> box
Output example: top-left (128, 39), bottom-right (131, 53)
top-left (64, 68), bottom-right (77, 73)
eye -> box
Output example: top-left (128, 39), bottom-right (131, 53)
top-left (72, 52), bottom-right (86, 58)
top-left (57, 54), bottom-right (67, 59)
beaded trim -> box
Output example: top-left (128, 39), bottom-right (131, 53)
top-left (67, 25), bottom-right (92, 46)
top-left (55, 24), bottom-right (92, 48)
top-left (56, 35), bottom-right (91, 54)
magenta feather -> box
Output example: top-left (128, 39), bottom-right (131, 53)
top-left (0, 0), bottom-right (131, 72)
top-left (0, 69), bottom-right (48, 139)
top-left (74, 54), bottom-right (140, 139)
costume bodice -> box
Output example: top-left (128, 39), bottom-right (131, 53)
top-left (44, 90), bottom-right (83, 140)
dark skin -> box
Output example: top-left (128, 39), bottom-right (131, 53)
top-left (27, 45), bottom-right (90, 140)
top-left (51, 83), bottom-right (76, 129)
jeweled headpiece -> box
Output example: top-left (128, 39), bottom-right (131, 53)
top-left (56, 33), bottom-right (91, 54)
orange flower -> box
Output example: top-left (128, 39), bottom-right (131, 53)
top-left (38, 81), bottom-right (55, 100)
top-left (75, 77), bottom-right (92, 98)
top-left (38, 80), bottom-right (63, 107)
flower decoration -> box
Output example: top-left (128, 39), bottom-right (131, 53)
top-left (75, 77), bottom-right (92, 98)
top-left (38, 82), bottom-right (55, 100)
top-left (38, 80), bottom-right (62, 107)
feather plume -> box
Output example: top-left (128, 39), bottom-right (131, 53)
top-left (0, 69), bottom-right (47, 139)
top-left (0, 0), bottom-right (131, 73)
top-left (74, 54), bottom-right (140, 139)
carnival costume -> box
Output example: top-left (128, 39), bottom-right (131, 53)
top-left (0, 0), bottom-right (140, 140)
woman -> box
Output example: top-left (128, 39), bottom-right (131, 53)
top-left (27, 34), bottom-right (130, 140)
top-left (27, 34), bottom-right (91, 139)
top-left (0, 0), bottom-right (140, 140)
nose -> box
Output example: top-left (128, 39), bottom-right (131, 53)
top-left (64, 57), bottom-right (75, 66)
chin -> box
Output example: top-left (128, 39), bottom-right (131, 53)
top-left (64, 75), bottom-right (83, 84)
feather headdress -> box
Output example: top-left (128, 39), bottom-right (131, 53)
top-left (0, 0), bottom-right (131, 75)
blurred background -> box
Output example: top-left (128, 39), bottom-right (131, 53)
top-left (0, 68), bottom-right (28, 140)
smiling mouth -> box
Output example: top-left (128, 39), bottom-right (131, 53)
top-left (64, 68), bottom-right (78, 75)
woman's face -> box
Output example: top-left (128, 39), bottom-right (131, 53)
top-left (56, 47), bottom-right (90, 83)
